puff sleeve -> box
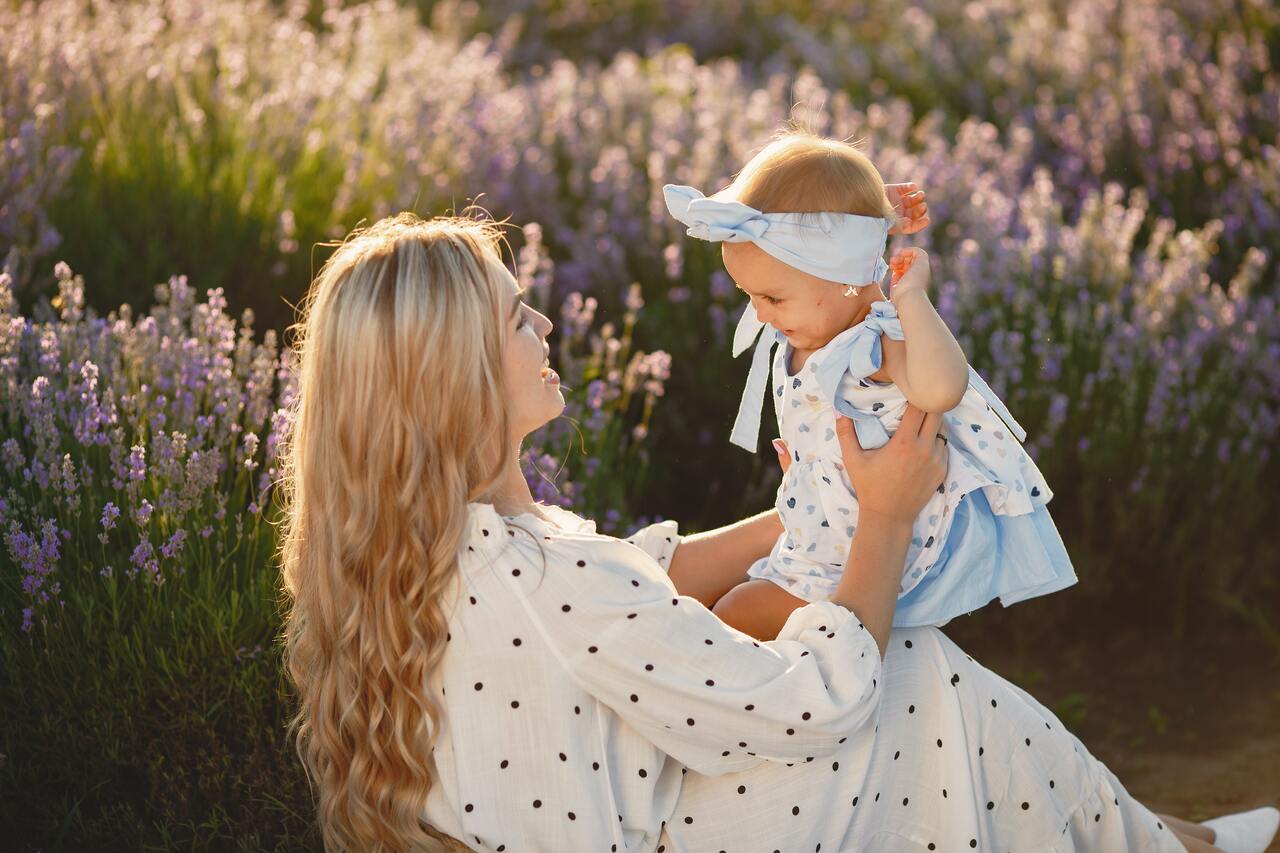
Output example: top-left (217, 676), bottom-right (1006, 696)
top-left (624, 519), bottom-right (681, 573)
top-left (488, 517), bottom-right (885, 777)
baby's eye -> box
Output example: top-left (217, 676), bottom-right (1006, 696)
top-left (762, 295), bottom-right (781, 305)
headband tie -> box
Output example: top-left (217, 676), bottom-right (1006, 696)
top-left (664, 183), bottom-right (893, 450)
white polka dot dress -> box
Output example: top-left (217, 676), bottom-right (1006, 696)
top-left (423, 503), bottom-right (1184, 853)
top-left (661, 627), bottom-right (1187, 852)
top-left (747, 300), bottom-right (1079, 629)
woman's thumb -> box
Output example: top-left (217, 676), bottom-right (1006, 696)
top-left (772, 438), bottom-right (792, 473)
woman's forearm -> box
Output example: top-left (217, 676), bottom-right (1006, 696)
top-left (895, 289), bottom-right (969, 411)
top-left (667, 508), bottom-right (783, 608)
top-left (828, 511), bottom-right (913, 660)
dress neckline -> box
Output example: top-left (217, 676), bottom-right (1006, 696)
top-left (780, 318), bottom-right (872, 379)
top-left (494, 502), bottom-right (594, 534)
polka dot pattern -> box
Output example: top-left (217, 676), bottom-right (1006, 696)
top-left (661, 625), bottom-right (1188, 853)
top-left (422, 503), bottom-right (1181, 853)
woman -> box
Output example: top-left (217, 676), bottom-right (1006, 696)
top-left (277, 212), bottom-right (1267, 852)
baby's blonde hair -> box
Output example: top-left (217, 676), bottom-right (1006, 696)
top-left (725, 127), bottom-right (900, 225)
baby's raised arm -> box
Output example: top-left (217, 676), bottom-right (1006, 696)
top-left (884, 248), bottom-right (969, 413)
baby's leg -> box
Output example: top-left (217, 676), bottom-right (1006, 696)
top-left (712, 579), bottom-right (810, 641)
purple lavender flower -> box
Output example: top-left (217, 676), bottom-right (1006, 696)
top-left (1, 439), bottom-right (22, 474)
top-left (6, 517), bottom-right (61, 632)
top-left (160, 528), bottom-right (187, 559)
top-left (130, 538), bottom-right (159, 582)
top-left (126, 444), bottom-right (146, 483)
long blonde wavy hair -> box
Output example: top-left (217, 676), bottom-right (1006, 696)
top-left (276, 212), bottom-right (514, 852)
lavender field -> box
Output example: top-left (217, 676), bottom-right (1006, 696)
top-left (2, 0), bottom-right (1278, 848)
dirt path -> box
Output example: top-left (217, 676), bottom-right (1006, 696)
top-left (945, 608), bottom-right (1280, 850)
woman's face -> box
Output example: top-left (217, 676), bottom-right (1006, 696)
top-left (721, 241), bottom-right (870, 353)
top-left (499, 265), bottom-right (564, 441)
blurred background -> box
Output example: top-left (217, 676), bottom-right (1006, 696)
top-left (1, 0), bottom-right (1277, 849)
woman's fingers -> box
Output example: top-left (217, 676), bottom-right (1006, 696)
top-left (898, 403), bottom-right (926, 438)
top-left (772, 438), bottom-right (792, 474)
top-left (833, 414), bottom-right (865, 470)
top-left (920, 410), bottom-right (943, 441)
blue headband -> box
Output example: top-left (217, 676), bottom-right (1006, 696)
top-left (663, 184), bottom-right (891, 287)
top-left (663, 183), bottom-right (894, 451)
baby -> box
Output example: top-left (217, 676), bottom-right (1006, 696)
top-left (664, 129), bottom-right (1078, 640)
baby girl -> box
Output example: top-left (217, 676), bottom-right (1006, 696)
top-left (664, 129), bottom-right (1078, 640)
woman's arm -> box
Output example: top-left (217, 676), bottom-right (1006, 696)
top-left (827, 405), bottom-right (948, 658)
top-left (666, 507), bottom-right (782, 608)
top-left (887, 250), bottom-right (969, 412)
top-left (497, 521), bottom-right (884, 776)
top-left (488, 407), bottom-right (945, 775)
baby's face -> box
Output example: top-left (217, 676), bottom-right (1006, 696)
top-left (721, 241), bottom-right (869, 352)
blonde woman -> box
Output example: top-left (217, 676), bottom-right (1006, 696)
top-left (277, 212), bottom-right (1272, 852)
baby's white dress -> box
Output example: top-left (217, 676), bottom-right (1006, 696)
top-left (746, 300), bottom-right (1079, 627)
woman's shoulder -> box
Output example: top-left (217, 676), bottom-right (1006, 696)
top-left (464, 501), bottom-right (679, 581)
top-left (465, 501), bottom-right (596, 537)
top-left (463, 501), bottom-right (623, 560)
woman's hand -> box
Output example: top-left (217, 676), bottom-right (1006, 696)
top-left (885, 183), bottom-right (930, 235)
top-left (836, 405), bottom-right (946, 527)
top-left (773, 410), bottom-right (945, 526)
top-left (823, 405), bottom-right (946, 658)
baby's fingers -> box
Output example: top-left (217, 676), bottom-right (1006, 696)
top-left (890, 248), bottom-right (920, 273)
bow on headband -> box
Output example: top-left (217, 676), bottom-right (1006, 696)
top-left (663, 183), bottom-right (894, 451)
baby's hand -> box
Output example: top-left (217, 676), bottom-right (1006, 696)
top-left (889, 247), bottom-right (931, 304)
top-left (885, 183), bottom-right (930, 235)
